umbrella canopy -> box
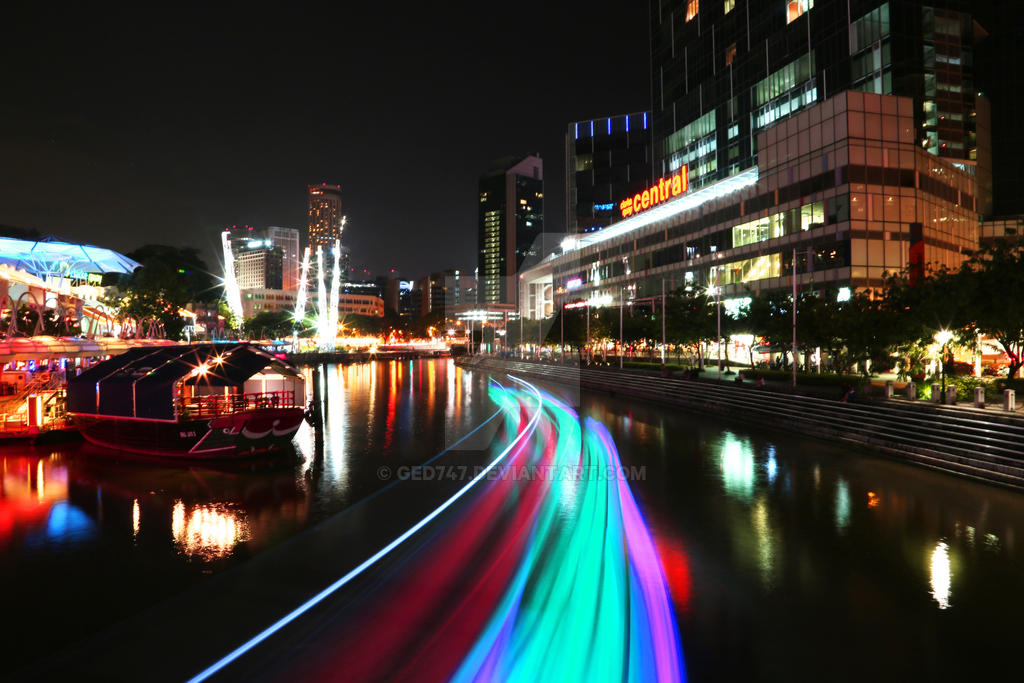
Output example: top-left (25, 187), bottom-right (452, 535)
top-left (0, 236), bottom-right (140, 279)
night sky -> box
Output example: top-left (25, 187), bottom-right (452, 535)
top-left (0, 4), bottom-right (649, 279)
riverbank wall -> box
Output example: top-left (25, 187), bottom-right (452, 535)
top-left (458, 357), bottom-right (1024, 491)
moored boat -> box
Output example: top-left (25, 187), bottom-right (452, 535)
top-left (67, 343), bottom-right (306, 459)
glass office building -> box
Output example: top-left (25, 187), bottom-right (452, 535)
top-left (521, 91), bottom-right (977, 317)
top-left (650, 0), bottom-right (988, 212)
top-left (566, 113), bottom-right (653, 235)
top-left (477, 155), bottom-right (544, 304)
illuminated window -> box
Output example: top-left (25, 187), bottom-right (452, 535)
top-left (787, 0), bottom-right (812, 24)
top-left (725, 43), bottom-right (737, 66)
top-left (724, 0), bottom-right (734, 13)
top-left (686, 0), bottom-right (699, 22)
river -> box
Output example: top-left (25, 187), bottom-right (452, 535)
top-left (3, 359), bottom-right (1023, 681)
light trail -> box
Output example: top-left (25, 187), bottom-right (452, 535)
top-left (185, 376), bottom-right (544, 683)
top-left (449, 396), bottom-right (685, 683)
top-left (326, 238), bottom-right (340, 351)
top-left (220, 231), bottom-right (243, 323)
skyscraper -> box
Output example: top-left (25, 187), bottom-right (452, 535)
top-left (226, 225), bottom-right (301, 290)
top-left (233, 244), bottom-right (283, 290)
top-left (650, 0), bottom-right (989, 211)
top-left (477, 155), bottom-right (544, 304)
top-left (307, 184), bottom-right (344, 248)
top-left (567, 112), bottom-right (652, 234)
top-left (517, 0), bottom-right (993, 319)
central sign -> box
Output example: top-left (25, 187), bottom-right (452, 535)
top-left (619, 165), bottom-right (689, 218)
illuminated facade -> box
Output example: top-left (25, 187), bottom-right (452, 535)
top-left (520, 92), bottom-right (977, 317)
top-left (233, 244), bottom-right (283, 290)
top-left (338, 294), bottom-right (385, 318)
top-left (477, 155), bottom-right (544, 304)
top-left (307, 184), bottom-right (344, 249)
top-left (227, 225), bottom-right (301, 290)
top-left (241, 288), bottom-right (297, 318)
top-left (567, 113), bottom-right (652, 234)
top-left (651, 0), bottom-right (990, 212)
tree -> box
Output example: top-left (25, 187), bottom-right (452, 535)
top-left (244, 310), bottom-right (293, 339)
top-left (114, 245), bottom-right (218, 340)
top-left (665, 287), bottom-right (719, 367)
top-left (737, 289), bottom-right (792, 360)
top-left (953, 242), bottom-right (1024, 378)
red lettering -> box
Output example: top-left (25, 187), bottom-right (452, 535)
top-left (641, 190), bottom-right (650, 209)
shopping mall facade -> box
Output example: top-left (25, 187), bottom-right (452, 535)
top-left (520, 91), bottom-right (978, 319)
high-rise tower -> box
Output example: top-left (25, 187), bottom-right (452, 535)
top-left (307, 184), bottom-right (344, 248)
top-left (650, 0), bottom-right (989, 211)
top-left (477, 155), bottom-right (544, 304)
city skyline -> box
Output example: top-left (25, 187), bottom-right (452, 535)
top-left (0, 3), bottom-right (649, 277)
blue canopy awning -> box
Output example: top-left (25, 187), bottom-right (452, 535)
top-left (0, 236), bottom-right (140, 279)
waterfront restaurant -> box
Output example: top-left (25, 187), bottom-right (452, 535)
top-left (520, 91), bottom-right (978, 323)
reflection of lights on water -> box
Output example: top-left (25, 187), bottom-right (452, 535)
top-left (751, 497), bottom-right (775, 586)
top-left (325, 365), bottom-right (348, 485)
top-left (719, 434), bottom-right (755, 501)
top-left (984, 533), bottom-right (1001, 552)
top-left (812, 465), bottom-right (821, 489)
top-left (765, 453), bottom-right (777, 483)
top-left (171, 500), bottom-right (249, 560)
top-left (132, 499), bottom-right (140, 539)
top-left (835, 479), bottom-right (850, 531)
top-left (930, 541), bottom-right (952, 609)
top-left (867, 491), bottom-right (880, 508)
top-left (37, 460), bottom-right (44, 501)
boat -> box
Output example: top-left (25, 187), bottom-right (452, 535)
top-left (66, 343), bottom-right (306, 458)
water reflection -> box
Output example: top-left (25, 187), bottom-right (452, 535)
top-left (2, 359), bottom-right (498, 668)
top-left (930, 541), bottom-right (952, 609)
top-left (750, 497), bottom-right (775, 587)
top-left (718, 433), bottom-right (755, 502)
top-left (171, 500), bottom-right (250, 560)
top-left (835, 478), bottom-right (850, 531)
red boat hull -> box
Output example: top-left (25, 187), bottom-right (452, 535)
top-left (76, 408), bottom-right (305, 459)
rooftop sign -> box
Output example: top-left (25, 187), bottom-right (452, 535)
top-left (619, 165), bottom-right (688, 218)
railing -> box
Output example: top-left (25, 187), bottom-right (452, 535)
top-left (0, 372), bottom-right (65, 413)
top-left (180, 390), bottom-right (296, 419)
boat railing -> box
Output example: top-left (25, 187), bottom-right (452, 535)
top-left (182, 390), bottom-right (296, 419)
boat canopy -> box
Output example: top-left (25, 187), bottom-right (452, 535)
top-left (67, 343), bottom-right (303, 421)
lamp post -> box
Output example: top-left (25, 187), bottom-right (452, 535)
top-left (714, 268), bottom-right (722, 382)
top-left (661, 279), bottom-right (667, 367)
top-left (935, 329), bottom-right (953, 404)
top-left (560, 302), bottom-right (565, 363)
top-left (585, 299), bottom-right (590, 366)
top-left (619, 287), bottom-right (624, 370)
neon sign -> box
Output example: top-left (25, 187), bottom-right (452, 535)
top-left (619, 165), bottom-right (688, 218)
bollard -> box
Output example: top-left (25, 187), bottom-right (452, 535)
top-left (931, 383), bottom-right (941, 403)
top-left (907, 382), bottom-right (917, 400)
top-left (885, 380), bottom-right (894, 398)
top-left (974, 386), bottom-right (985, 408)
top-left (1005, 389), bottom-right (1016, 412)
top-left (946, 386), bottom-right (957, 405)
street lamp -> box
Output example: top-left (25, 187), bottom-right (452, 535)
top-left (935, 329), bottom-right (953, 403)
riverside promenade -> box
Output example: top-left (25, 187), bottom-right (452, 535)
top-left (458, 356), bottom-right (1024, 490)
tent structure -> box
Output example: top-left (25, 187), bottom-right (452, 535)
top-left (67, 343), bottom-right (303, 421)
top-left (0, 236), bottom-right (140, 279)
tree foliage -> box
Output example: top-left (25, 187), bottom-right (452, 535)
top-left (113, 245), bottom-right (217, 340)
